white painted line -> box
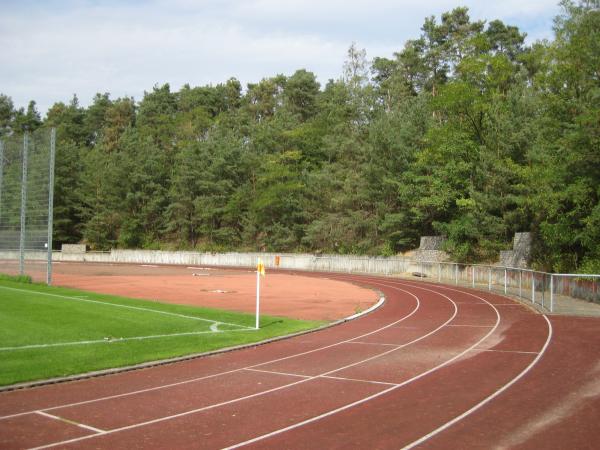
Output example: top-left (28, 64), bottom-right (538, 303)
top-left (0, 329), bottom-right (254, 352)
top-left (222, 282), bottom-right (501, 450)
top-left (401, 315), bottom-right (553, 449)
top-left (0, 285), bottom-right (253, 330)
top-left (35, 411), bottom-right (106, 434)
top-left (346, 341), bottom-right (402, 348)
top-left (250, 284), bottom-right (421, 370)
top-left (320, 375), bottom-right (399, 387)
top-left (21, 282), bottom-right (427, 447)
top-left (471, 348), bottom-right (539, 355)
top-left (20, 278), bottom-right (502, 450)
top-left (446, 324), bottom-right (494, 328)
top-left (244, 368), bottom-right (311, 379)
top-left (0, 282), bottom-right (407, 422)
top-left (33, 281), bottom-right (461, 450)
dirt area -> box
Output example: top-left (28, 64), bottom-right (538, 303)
top-left (9, 262), bottom-right (378, 321)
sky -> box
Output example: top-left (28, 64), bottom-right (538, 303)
top-left (0, 0), bottom-right (562, 116)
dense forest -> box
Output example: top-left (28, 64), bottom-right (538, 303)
top-left (0, 1), bottom-right (598, 272)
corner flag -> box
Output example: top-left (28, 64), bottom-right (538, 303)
top-left (257, 258), bottom-right (266, 276)
top-left (255, 257), bottom-right (265, 329)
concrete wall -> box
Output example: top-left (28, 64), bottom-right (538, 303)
top-left (414, 236), bottom-right (449, 262)
top-left (498, 232), bottom-right (532, 268)
top-left (57, 250), bottom-right (415, 275)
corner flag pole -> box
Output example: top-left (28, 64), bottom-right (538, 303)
top-left (255, 258), bottom-right (265, 329)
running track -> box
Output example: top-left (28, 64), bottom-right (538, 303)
top-left (1, 273), bottom-right (599, 449)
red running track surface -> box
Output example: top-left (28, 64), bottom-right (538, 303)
top-left (0, 273), bottom-right (599, 449)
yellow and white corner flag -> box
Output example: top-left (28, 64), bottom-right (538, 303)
top-left (256, 258), bottom-right (265, 329)
top-left (257, 257), bottom-right (266, 276)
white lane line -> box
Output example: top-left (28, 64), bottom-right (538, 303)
top-left (35, 411), bottom-right (106, 434)
top-left (0, 282), bottom-right (411, 422)
top-left (222, 282), bottom-right (501, 450)
top-left (401, 315), bottom-right (553, 449)
top-left (446, 324), bottom-right (494, 328)
top-left (0, 285), bottom-right (253, 330)
top-left (320, 375), bottom-right (399, 387)
top-left (0, 329), bottom-right (254, 352)
top-left (243, 368), bottom-right (311, 379)
top-left (250, 283), bottom-right (422, 369)
top-left (471, 348), bottom-right (539, 355)
top-left (27, 282), bottom-right (441, 449)
top-left (346, 341), bottom-right (402, 347)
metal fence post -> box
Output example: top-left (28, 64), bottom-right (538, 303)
top-left (46, 128), bottom-right (56, 285)
top-left (541, 275), bottom-right (545, 308)
top-left (19, 133), bottom-right (29, 276)
top-left (488, 267), bottom-right (492, 291)
top-left (472, 265), bottom-right (475, 288)
top-left (455, 264), bottom-right (458, 285)
top-left (519, 270), bottom-right (522, 299)
top-left (504, 268), bottom-right (507, 294)
top-left (550, 274), bottom-right (554, 313)
top-left (438, 262), bottom-right (441, 282)
top-left (532, 272), bottom-right (536, 304)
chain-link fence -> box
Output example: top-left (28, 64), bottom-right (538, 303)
top-left (0, 128), bottom-right (55, 284)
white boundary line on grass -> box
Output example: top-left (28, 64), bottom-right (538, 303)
top-left (0, 329), bottom-right (255, 352)
top-left (30, 283), bottom-right (444, 450)
top-left (0, 284), bottom-right (406, 422)
top-left (0, 285), bottom-right (253, 330)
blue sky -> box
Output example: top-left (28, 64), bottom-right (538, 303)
top-left (0, 0), bottom-right (562, 115)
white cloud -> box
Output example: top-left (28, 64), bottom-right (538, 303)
top-left (0, 0), bottom-right (560, 116)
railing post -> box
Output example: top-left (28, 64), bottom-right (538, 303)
top-left (438, 262), bottom-right (441, 282)
top-left (504, 268), bottom-right (507, 294)
top-left (532, 272), bottom-right (536, 304)
top-left (455, 264), bottom-right (458, 285)
top-left (488, 267), bottom-right (492, 291)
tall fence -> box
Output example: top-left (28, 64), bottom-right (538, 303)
top-left (0, 129), bottom-right (55, 283)
top-left (42, 249), bottom-right (600, 315)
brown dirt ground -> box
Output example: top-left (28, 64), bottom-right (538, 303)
top-left (5, 261), bottom-right (378, 321)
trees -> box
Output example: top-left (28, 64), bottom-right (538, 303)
top-left (3, 4), bottom-right (597, 271)
top-left (526, 0), bottom-right (600, 271)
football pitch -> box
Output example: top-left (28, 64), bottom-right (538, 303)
top-left (0, 279), bottom-right (323, 387)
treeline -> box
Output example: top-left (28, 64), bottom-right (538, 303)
top-left (0, 2), bottom-right (598, 272)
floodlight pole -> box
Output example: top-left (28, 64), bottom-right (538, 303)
top-left (0, 139), bottom-right (4, 223)
top-left (19, 133), bottom-right (29, 275)
top-left (47, 128), bottom-right (56, 285)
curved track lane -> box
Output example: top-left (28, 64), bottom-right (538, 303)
top-left (0, 272), bottom-right (596, 449)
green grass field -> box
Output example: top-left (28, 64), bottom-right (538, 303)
top-left (0, 279), bottom-right (324, 387)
